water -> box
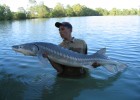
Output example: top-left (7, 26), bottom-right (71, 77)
top-left (0, 16), bottom-right (140, 100)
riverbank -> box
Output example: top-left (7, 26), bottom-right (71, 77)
top-left (0, 3), bottom-right (140, 21)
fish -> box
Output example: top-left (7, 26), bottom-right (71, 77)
top-left (12, 42), bottom-right (127, 73)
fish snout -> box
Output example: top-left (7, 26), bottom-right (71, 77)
top-left (12, 45), bottom-right (19, 51)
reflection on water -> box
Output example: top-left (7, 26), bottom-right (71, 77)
top-left (0, 68), bottom-right (121, 100)
top-left (0, 71), bottom-right (26, 100)
top-left (0, 16), bottom-right (140, 100)
top-left (41, 73), bottom-right (121, 100)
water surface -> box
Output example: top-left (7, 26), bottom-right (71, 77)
top-left (0, 16), bottom-right (140, 100)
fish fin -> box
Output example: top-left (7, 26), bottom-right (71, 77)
top-left (83, 65), bottom-right (94, 70)
top-left (116, 62), bottom-right (128, 72)
top-left (96, 48), bottom-right (106, 55)
top-left (103, 64), bottom-right (118, 73)
top-left (37, 53), bottom-right (49, 66)
top-left (92, 48), bottom-right (107, 57)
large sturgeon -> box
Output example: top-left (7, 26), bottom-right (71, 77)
top-left (12, 42), bottom-right (127, 73)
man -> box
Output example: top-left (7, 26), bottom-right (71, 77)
top-left (43, 22), bottom-right (99, 78)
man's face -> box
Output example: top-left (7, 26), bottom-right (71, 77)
top-left (59, 26), bottom-right (71, 39)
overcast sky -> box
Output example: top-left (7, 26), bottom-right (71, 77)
top-left (0, 0), bottom-right (140, 11)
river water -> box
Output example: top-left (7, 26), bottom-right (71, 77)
top-left (0, 16), bottom-right (140, 100)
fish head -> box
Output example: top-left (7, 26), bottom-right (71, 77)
top-left (12, 43), bottom-right (39, 56)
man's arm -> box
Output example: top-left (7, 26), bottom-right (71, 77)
top-left (43, 53), bottom-right (63, 73)
top-left (84, 42), bottom-right (100, 68)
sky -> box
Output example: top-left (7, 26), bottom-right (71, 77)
top-left (0, 0), bottom-right (140, 11)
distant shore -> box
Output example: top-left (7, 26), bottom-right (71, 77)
top-left (0, 3), bottom-right (140, 21)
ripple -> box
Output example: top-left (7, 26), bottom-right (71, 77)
top-left (0, 16), bottom-right (140, 100)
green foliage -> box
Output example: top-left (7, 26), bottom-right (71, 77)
top-left (0, 5), bottom-right (5, 20)
top-left (72, 4), bottom-right (84, 16)
top-left (65, 4), bottom-right (94, 17)
top-left (129, 8), bottom-right (138, 15)
top-left (0, 2), bottom-right (140, 21)
top-left (138, 9), bottom-right (140, 15)
top-left (12, 12), bottom-right (26, 20)
top-left (109, 8), bottom-right (122, 16)
top-left (28, 4), bottom-right (50, 18)
top-left (0, 4), bottom-right (12, 20)
top-left (96, 8), bottom-right (109, 16)
top-left (122, 9), bottom-right (130, 15)
top-left (65, 5), bottom-right (75, 16)
top-left (50, 3), bottom-right (66, 17)
top-left (18, 7), bottom-right (26, 13)
top-left (83, 7), bottom-right (98, 16)
top-left (12, 7), bottom-right (27, 20)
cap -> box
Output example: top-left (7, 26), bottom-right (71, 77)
top-left (55, 22), bottom-right (72, 29)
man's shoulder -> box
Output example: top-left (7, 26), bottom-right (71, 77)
top-left (59, 37), bottom-right (87, 49)
top-left (74, 38), bottom-right (87, 45)
top-left (74, 38), bottom-right (84, 41)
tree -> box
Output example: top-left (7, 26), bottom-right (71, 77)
top-left (95, 8), bottom-right (109, 16)
top-left (3, 5), bottom-right (12, 19)
top-left (0, 5), bottom-right (5, 20)
top-left (11, 7), bottom-right (27, 20)
top-left (28, 4), bottom-right (50, 18)
top-left (13, 12), bottom-right (26, 19)
top-left (138, 6), bottom-right (140, 15)
top-left (1, 2), bottom-right (140, 20)
top-left (72, 4), bottom-right (84, 16)
top-left (109, 8), bottom-right (117, 16)
top-left (51, 3), bottom-right (65, 17)
top-left (0, 4), bottom-right (12, 20)
top-left (130, 8), bottom-right (138, 15)
top-left (37, 4), bottom-right (50, 17)
top-left (65, 5), bottom-right (75, 16)
top-left (122, 9), bottom-right (130, 15)
top-left (82, 6), bottom-right (97, 16)
top-left (18, 7), bottom-right (26, 13)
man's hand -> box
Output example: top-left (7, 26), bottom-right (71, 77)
top-left (42, 52), bottom-right (63, 73)
top-left (42, 53), bottom-right (48, 58)
top-left (92, 62), bottom-right (101, 68)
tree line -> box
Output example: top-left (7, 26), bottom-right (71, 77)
top-left (0, 3), bottom-right (140, 20)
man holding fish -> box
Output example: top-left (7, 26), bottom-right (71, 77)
top-left (43, 22), bottom-right (100, 78)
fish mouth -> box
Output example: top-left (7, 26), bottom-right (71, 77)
top-left (12, 45), bottom-right (19, 52)
top-left (12, 45), bottom-right (36, 56)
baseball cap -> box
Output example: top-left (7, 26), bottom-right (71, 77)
top-left (55, 22), bottom-right (72, 29)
